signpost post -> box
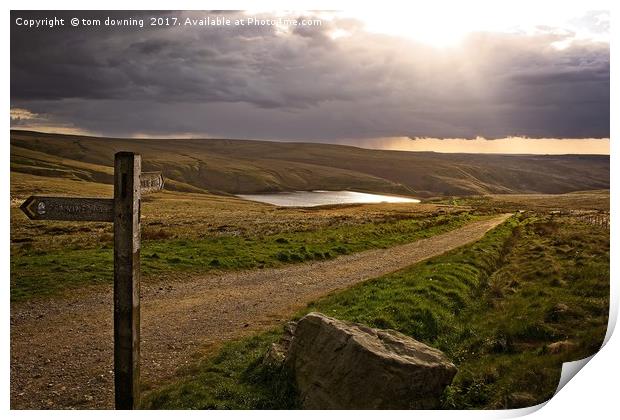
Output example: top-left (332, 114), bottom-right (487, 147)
top-left (113, 152), bottom-right (142, 410)
top-left (19, 151), bottom-right (164, 410)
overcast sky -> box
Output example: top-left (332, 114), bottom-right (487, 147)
top-left (10, 8), bottom-right (610, 148)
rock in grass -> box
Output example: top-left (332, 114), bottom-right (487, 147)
top-left (506, 392), bottom-right (538, 408)
top-left (283, 312), bottom-right (457, 409)
top-left (546, 340), bottom-right (576, 355)
top-left (545, 303), bottom-right (571, 322)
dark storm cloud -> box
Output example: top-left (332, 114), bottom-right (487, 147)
top-left (10, 10), bottom-right (609, 139)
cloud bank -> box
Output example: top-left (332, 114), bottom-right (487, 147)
top-left (10, 10), bottom-right (610, 140)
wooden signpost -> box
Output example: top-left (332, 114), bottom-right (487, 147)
top-left (140, 171), bottom-right (165, 194)
top-left (20, 152), bottom-right (164, 410)
top-left (20, 196), bottom-right (114, 222)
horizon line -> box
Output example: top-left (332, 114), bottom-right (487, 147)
top-left (9, 128), bottom-right (611, 156)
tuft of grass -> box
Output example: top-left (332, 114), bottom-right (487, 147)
top-left (143, 214), bottom-right (608, 409)
top-left (142, 331), bottom-right (299, 409)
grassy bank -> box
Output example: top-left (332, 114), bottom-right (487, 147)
top-left (143, 214), bottom-right (609, 409)
top-left (11, 211), bottom-right (476, 301)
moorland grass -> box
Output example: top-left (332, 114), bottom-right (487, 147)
top-left (142, 214), bottom-right (609, 409)
top-left (11, 212), bottom-right (476, 301)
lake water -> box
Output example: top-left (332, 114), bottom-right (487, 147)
top-left (237, 190), bottom-right (420, 207)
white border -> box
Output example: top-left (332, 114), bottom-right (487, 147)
top-left (4, 1), bottom-right (616, 418)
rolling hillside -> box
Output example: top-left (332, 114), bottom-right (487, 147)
top-left (10, 130), bottom-right (609, 198)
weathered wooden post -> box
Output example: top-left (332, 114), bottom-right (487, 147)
top-left (20, 151), bottom-right (164, 410)
top-left (113, 152), bottom-right (141, 410)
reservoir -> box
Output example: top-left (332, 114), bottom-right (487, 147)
top-left (237, 190), bottom-right (420, 207)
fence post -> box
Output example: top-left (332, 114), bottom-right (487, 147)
top-left (113, 152), bottom-right (141, 409)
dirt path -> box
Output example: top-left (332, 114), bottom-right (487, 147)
top-left (10, 214), bottom-right (511, 409)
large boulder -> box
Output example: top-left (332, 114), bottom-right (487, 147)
top-left (283, 312), bottom-right (457, 409)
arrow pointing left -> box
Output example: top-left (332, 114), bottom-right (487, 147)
top-left (20, 196), bottom-right (115, 222)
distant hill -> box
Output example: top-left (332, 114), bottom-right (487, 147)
top-left (10, 130), bottom-right (609, 198)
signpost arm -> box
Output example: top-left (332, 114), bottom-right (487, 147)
top-left (113, 152), bottom-right (141, 409)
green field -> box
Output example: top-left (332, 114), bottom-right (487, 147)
top-left (11, 170), bottom-right (482, 302)
top-left (143, 214), bottom-right (609, 409)
top-left (11, 208), bottom-right (476, 301)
